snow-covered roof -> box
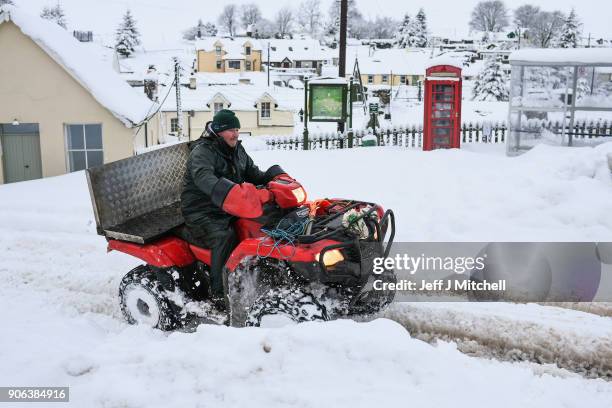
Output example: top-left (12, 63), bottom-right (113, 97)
top-left (263, 38), bottom-right (335, 63)
top-left (160, 84), bottom-right (300, 112)
top-left (350, 49), bottom-right (433, 76)
top-left (195, 37), bottom-right (263, 55)
top-left (0, 5), bottom-right (156, 127)
top-left (510, 48), bottom-right (612, 66)
top-left (428, 55), bottom-right (463, 69)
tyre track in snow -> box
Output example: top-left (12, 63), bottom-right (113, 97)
top-left (376, 302), bottom-right (612, 380)
top-left (538, 302), bottom-right (612, 318)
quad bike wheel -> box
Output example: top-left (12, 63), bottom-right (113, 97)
top-left (245, 287), bottom-right (328, 327)
top-left (119, 265), bottom-right (183, 330)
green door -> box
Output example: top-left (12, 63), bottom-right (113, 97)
top-left (1, 124), bottom-right (42, 184)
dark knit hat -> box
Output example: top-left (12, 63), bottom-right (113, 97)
top-left (211, 109), bottom-right (241, 133)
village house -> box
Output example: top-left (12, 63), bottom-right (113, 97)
top-left (0, 6), bottom-right (161, 184)
top-left (353, 49), bottom-right (429, 87)
top-left (195, 37), bottom-right (262, 73)
top-left (159, 80), bottom-right (295, 138)
top-left (262, 38), bottom-right (336, 76)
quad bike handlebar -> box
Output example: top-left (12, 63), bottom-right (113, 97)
top-left (266, 176), bottom-right (308, 209)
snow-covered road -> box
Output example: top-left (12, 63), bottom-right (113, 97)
top-left (1, 144), bottom-right (611, 406)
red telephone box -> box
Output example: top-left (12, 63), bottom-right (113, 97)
top-left (423, 64), bottom-right (462, 151)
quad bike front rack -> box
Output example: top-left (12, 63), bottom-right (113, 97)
top-left (317, 209), bottom-right (396, 277)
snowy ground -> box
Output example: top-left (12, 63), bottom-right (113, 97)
top-left (1, 145), bottom-right (612, 406)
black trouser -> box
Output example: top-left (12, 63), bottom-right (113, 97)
top-left (188, 227), bottom-right (239, 298)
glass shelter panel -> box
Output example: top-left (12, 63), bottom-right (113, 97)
top-left (508, 63), bottom-right (612, 156)
top-left (575, 67), bottom-right (612, 109)
top-left (512, 66), bottom-right (573, 110)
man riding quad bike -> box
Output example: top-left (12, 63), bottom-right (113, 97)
top-left (85, 112), bottom-right (396, 330)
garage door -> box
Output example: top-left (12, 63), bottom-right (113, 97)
top-left (0, 123), bottom-right (42, 184)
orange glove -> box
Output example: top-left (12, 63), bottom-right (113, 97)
top-left (222, 183), bottom-right (263, 218)
top-left (257, 188), bottom-right (273, 204)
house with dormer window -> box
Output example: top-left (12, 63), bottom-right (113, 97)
top-left (159, 81), bottom-right (295, 137)
top-left (196, 37), bottom-right (262, 73)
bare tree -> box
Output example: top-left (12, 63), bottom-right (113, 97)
top-left (218, 4), bottom-right (238, 36)
top-left (240, 3), bottom-right (261, 30)
top-left (0, 0), bottom-right (15, 6)
top-left (297, 0), bottom-right (322, 37)
top-left (253, 18), bottom-right (275, 39)
top-left (469, 1), bottom-right (509, 32)
top-left (327, 0), bottom-right (364, 38)
top-left (529, 10), bottom-right (565, 48)
top-left (514, 4), bottom-right (540, 31)
top-left (275, 7), bottom-right (293, 38)
top-left (371, 17), bottom-right (398, 39)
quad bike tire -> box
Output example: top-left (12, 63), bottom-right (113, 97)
top-left (245, 287), bottom-right (328, 327)
top-left (119, 265), bottom-right (184, 331)
top-left (349, 268), bottom-right (396, 315)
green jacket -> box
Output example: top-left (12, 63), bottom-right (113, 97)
top-left (181, 124), bottom-right (283, 235)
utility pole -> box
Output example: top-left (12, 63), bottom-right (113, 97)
top-left (174, 57), bottom-right (183, 140)
top-left (338, 0), bottom-right (347, 78)
top-left (338, 0), bottom-right (347, 133)
top-left (267, 41), bottom-right (270, 87)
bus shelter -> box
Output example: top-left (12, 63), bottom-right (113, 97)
top-left (507, 48), bottom-right (612, 155)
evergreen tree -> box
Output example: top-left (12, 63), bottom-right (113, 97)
top-left (115, 10), bottom-right (141, 57)
top-left (182, 19), bottom-right (217, 40)
top-left (395, 14), bottom-right (413, 48)
top-left (202, 22), bottom-right (218, 37)
top-left (412, 8), bottom-right (428, 48)
top-left (472, 58), bottom-right (509, 101)
top-left (558, 9), bottom-right (580, 48)
top-left (40, 3), bottom-right (67, 29)
top-left (576, 77), bottom-right (590, 100)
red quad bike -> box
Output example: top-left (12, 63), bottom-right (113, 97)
top-left (86, 143), bottom-right (396, 330)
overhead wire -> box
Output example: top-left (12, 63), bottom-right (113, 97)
top-left (132, 75), bottom-right (177, 143)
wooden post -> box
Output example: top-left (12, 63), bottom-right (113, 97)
top-left (303, 77), bottom-right (309, 150)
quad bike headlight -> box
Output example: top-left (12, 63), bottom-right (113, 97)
top-left (292, 187), bottom-right (306, 204)
top-left (315, 249), bottom-right (345, 267)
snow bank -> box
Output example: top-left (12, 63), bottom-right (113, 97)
top-left (1, 298), bottom-right (611, 408)
top-left (253, 143), bottom-right (612, 241)
top-left (1, 6), bottom-right (155, 126)
top-left (1, 145), bottom-right (612, 406)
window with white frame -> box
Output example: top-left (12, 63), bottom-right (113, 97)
top-left (213, 102), bottom-right (224, 114)
top-left (215, 46), bottom-right (222, 55)
top-left (216, 60), bottom-right (222, 69)
top-left (382, 75), bottom-right (388, 83)
top-left (367, 75), bottom-right (373, 84)
top-left (245, 46), bottom-right (251, 55)
top-left (400, 75), bottom-right (407, 84)
top-left (170, 118), bottom-right (179, 133)
top-left (260, 102), bottom-right (271, 118)
top-left (228, 60), bottom-right (241, 69)
top-left (66, 124), bottom-right (103, 172)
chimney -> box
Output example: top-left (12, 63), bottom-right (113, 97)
top-left (144, 65), bottom-right (159, 101)
top-left (189, 77), bottom-right (197, 89)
